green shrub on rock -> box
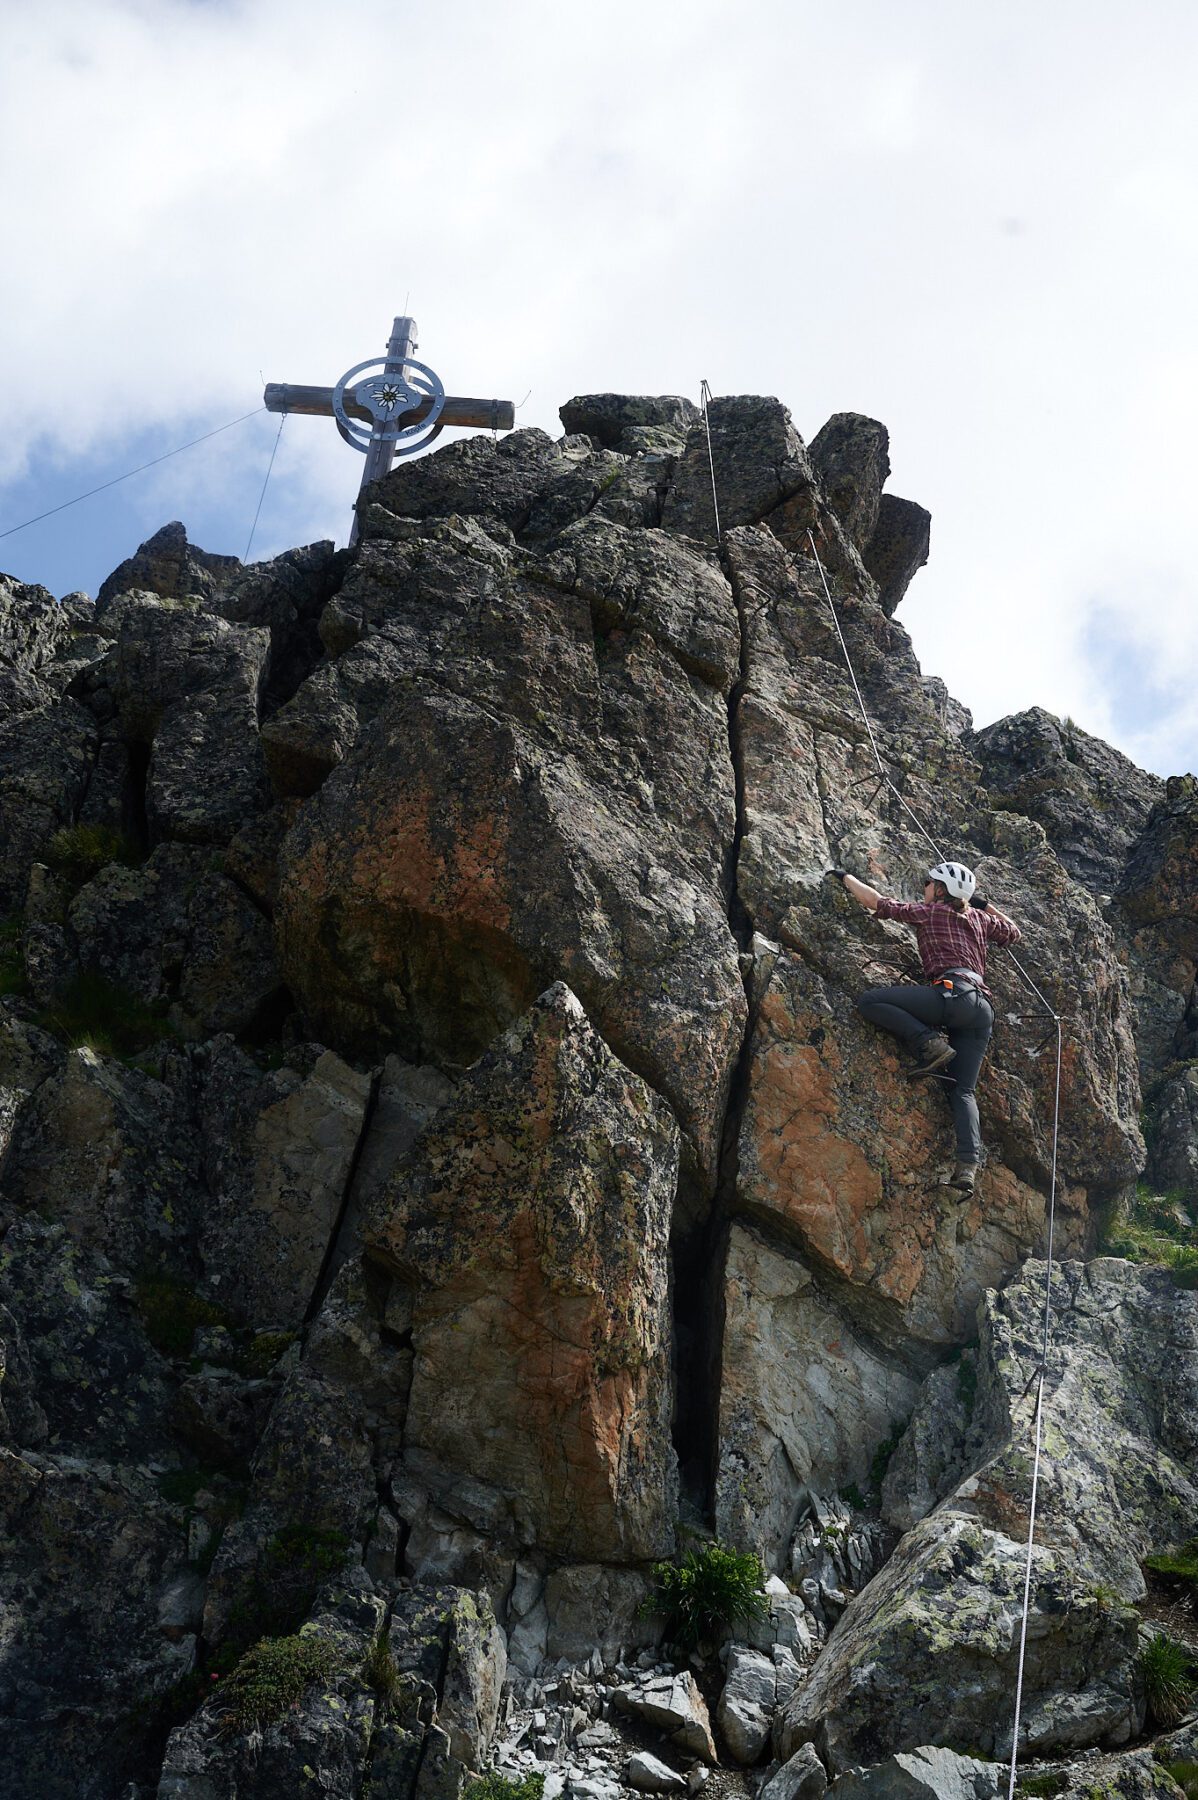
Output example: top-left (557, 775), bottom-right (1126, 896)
top-left (263, 1524), bottom-right (350, 1581)
top-left (135, 1271), bottom-right (231, 1359)
top-left (642, 1540), bottom-right (768, 1649)
top-left (217, 1630), bottom-right (339, 1735)
top-left (1102, 1186), bottom-right (1198, 1289)
top-left (1014, 1774), bottom-right (1067, 1798)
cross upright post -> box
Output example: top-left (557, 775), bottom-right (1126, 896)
top-left (354, 315), bottom-right (418, 532)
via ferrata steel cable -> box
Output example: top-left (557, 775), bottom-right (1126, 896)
top-left (804, 526), bottom-right (1060, 1020)
top-left (699, 381), bottom-right (723, 546)
top-left (800, 519), bottom-right (1064, 1798)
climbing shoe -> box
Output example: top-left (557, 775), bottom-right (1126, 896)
top-left (947, 1161), bottom-right (978, 1194)
top-left (908, 1033), bottom-right (956, 1078)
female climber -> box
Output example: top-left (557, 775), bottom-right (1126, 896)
top-left (827, 860), bottom-right (1022, 1195)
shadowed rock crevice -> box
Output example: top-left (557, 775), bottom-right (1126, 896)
top-left (305, 1064), bottom-right (383, 1326)
top-left (669, 1204), bottom-right (729, 1523)
top-left (668, 524), bottom-right (767, 1524)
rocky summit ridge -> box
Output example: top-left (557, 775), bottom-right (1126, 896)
top-left (0, 395), bottom-right (1196, 1800)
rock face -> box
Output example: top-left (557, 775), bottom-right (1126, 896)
top-left (367, 983), bottom-right (679, 1566)
top-left (716, 1224), bottom-right (921, 1564)
top-left (778, 1258), bottom-right (1198, 1771)
top-left (972, 706), bottom-right (1163, 896)
top-left (0, 391), bottom-right (1194, 1799)
top-left (273, 499), bottom-right (745, 1188)
top-left (1117, 774), bottom-right (1198, 1073)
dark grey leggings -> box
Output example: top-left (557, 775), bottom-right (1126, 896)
top-left (857, 983), bottom-right (994, 1162)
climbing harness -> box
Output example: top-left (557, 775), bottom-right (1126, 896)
top-left (695, 397), bottom-right (1063, 1795)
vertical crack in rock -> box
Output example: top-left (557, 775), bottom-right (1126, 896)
top-left (305, 1065), bottom-right (383, 1325)
top-left (670, 536), bottom-right (759, 1522)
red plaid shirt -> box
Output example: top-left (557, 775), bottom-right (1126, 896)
top-left (874, 897), bottom-right (1020, 993)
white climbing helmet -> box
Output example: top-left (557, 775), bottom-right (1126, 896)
top-left (927, 860), bottom-right (977, 901)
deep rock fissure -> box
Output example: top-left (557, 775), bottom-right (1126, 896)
top-left (669, 536), bottom-right (759, 1521)
top-left (304, 1065), bottom-right (383, 1327)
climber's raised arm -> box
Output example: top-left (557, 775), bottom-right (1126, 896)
top-left (827, 869), bottom-right (882, 913)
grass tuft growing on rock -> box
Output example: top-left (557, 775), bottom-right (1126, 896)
top-left (362, 1636), bottom-right (404, 1714)
top-left (1141, 1632), bottom-right (1196, 1728)
top-left (45, 823), bottom-right (139, 889)
top-left (135, 1271), bottom-right (232, 1360)
top-left (218, 1630), bottom-right (339, 1736)
top-left (1161, 1760), bottom-right (1198, 1799)
top-left (36, 971), bottom-right (175, 1057)
top-left (642, 1541), bottom-right (768, 1650)
top-left (463, 1775), bottom-right (546, 1800)
top-left (1014, 1774), bottom-right (1067, 1798)
top-left (869, 1418), bottom-right (908, 1491)
top-left (240, 1330), bottom-right (296, 1379)
top-left (1101, 1186), bottom-right (1198, 1290)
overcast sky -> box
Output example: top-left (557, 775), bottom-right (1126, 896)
top-left (2, 0), bottom-right (1195, 777)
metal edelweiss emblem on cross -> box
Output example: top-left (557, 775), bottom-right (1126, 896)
top-left (264, 314), bottom-right (515, 542)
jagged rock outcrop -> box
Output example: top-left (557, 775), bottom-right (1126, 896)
top-left (272, 498), bottom-right (745, 1188)
top-left (862, 494), bottom-right (932, 618)
top-left (807, 414), bottom-right (890, 551)
top-left (972, 706), bottom-right (1163, 896)
top-left (97, 520), bottom-right (241, 609)
top-left (1117, 774), bottom-right (1198, 1072)
top-left (559, 392), bottom-right (698, 455)
top-left (716, 1223), bottom-right (922, 1562)
top-left (0, 696), bottom-right (97, 909)
top-left (68, 842), bottom-right (283, 1035)
top-left (0, 390), bottom-right (1194, 1799)
top-left (778, 1257), bottom-right (1198, 1770)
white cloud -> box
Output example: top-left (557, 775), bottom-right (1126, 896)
top-left (2, 0), bottom-right (1197, 776)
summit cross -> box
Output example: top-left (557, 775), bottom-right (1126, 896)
top-left (264, 314), bottom-right (516, 542)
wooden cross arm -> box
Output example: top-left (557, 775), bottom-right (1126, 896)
top-left (264, 383), bottom-right (515, 431)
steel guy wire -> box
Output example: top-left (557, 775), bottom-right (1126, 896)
top-left (0, 406), bottom-right (268, 542)
top-left (243, 413), bottom-right (287, 562)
